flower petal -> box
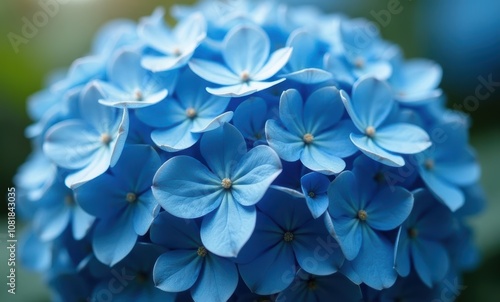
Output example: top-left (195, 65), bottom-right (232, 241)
top-left (201, 194), bottom-right (256, 257)
top-left (153, 250), bottom-right (202, 292)
top-left (252, 47), bottom-right (293, 81)
top-left (281, 68), bottom-right (332, 84)
top-left (419, 168), bottom-right (465, 211)
top-left (200, 123), bottom-right (246, 179)
top-left (152, 156), bottom-right (222, 219)
top-left (151, 120), bottom-right (201, 152)
top-left (300, 145), bottom-right (346, 175)
top-left (412, 239), bottom-right (449, 287)
top-left (191, 255), bottom-right (238, 302)
top-left (279, 89), bottom-right (305, 136)
top-left (350, 133), bottom-right (405, 167)
top-left (188, 59), bottom-right (240, 85)
top-left (350, 77), bottom-right (394, 129)
top-left (375, 123), bottom-right (431, 154)
top-left (206, 79), bottom-right (285, 97)
top-left (303, 86), bottom-right (344, 133)
top-left (150, 211), bottom-right (201, 249)
top-left (365, 186), bottom-right (414, 231)
top-left (223, 25), bottom-right (270, 75)
top-left (231, 145), bottom-right (282, 206)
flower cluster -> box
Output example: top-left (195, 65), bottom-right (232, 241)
top-left (16, 0), bottom-right (484, 301)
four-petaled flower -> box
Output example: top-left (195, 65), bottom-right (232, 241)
top-left (152, 123), bottom-right (282, 257)
top-left (189, 24), bottom-right (293, 97)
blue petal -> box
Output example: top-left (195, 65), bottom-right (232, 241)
top-left (65, 147), bottom-right (114, 188)
top-left (300, 145), bottom-right (346, 175)
top-left (172, 12), bottom-right (206, 48)
top-left (394, 226), bottom-right (411, 277)
top-left (301, 172), bottom-right (330, 219)
top-left (303, 86), bottom-right (344, 134)
top-left (92, 209), bottom-right (137, 266)
top-left (44, 120), bottom-right (100, 169)
top-left (201, 194), bottom-right (256, 257)
top-left (350, 133), bottom-right (405, 167)
top-left (281, 68), bottom-right (333, 84)
top-left (191, 255), bottom-right (238, 302)
top-left (412, 239), bottom-right (449, 287)
top-left (348, 77), bottom-right (394, 129)
top-left (239, 243), bottom-right (296, 295)
top-left (71, 205), bottom-right (95, 240)
top-left (151, 120), bottom-right (201, 152)
top-left (142, 55), bottom-right (191, 72)
top-left (314, 120), bottom-right (358, 158)
top-left (200, 123), bottom-right (246, 179)
top-left (132, 190), bottom-right (160, 236)
top-left (375, 123), bottom-right (431, 154)
top-left (327, 171), bottom-right (359, 218)
top-left (223, 25), bottom-right (270, 75)
top-left (34, 204), bottom-right (70, 241)
top-left (434, 161), bottom-right (480, 186)
top-left (233, 97), bottom-right (267, 141)
top-left (253, 47), bottom-right (293, 81)
top-left (331, 217), bottom-right (362, 261)
top-left (265, 119), bottom-right (303, 162)
top-left (231, 145), bottom-right (282, 206)
top-left (365, 187), bottom-right (414, 231)
top-left (20, 230), bottom-right (52, 271)
top-left (150, 211), bottom-right (201, 249)
top-left (294, 221), bottom-right (345, 276)
top-left (279, 89), bottom-right (305, 135)
top-left (419, 168), bottom-right (465, 211)
top-left (351, 226), bottom-right (397, 290)
top-left (188, 59), bottom-right (240, 85)
top-left (152, 156), bottom-right (222, 219)
top-left (153, 250), bottom-right (202, 292)
top-left (108, 50), bottom-right (147, 89)
top-left (206, 79), bottom-right (285, 97)
top-left (392, 59), bottom-right (442, 95)
top-left (191, 112), bottom-right (233, 134)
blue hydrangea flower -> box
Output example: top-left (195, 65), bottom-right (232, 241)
top-left (276, 271), bottom-right (362, 302)
top-left (238, 189), bottom-right (344, 295)
top-left (152, 123), bottom-right (282, 257)
top-left (151, 212), bottom-right (238, 302)
top-left (300, 172), bottom-right (330, 219)
top-left (96, 50), bottom-right (178, 108)
top-left (415, 120), bottom-right (480, 211)
top-left (33, 179), bottom-right (94, 241)
top-left (266, 86), bottom-right (357, 174)
top-left (74, 145), bottom-right (161, 266)
top-left (280, 29), bottom-right (332, 84)
top-left (140, 8), bottom-right (207, 72)
top-left (395, 189), bottom-right (454, 287)
top-left (90, 243), bottom-right (176, 302)
top-left (326, 171), bottom-right (414, 289)
top-left (189, 25), bottom-right (293, 97)
top-left (43, 83), bottom-right (129, 188)
top-left (340, 77), bottom-right (432, 167)
top-left (389, 59), bottom-right (443, 105)
top-left (135, 70), bottom-right (233, 152)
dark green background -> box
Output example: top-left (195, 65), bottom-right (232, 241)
top-left (1, 0), bottom-right (498, 301)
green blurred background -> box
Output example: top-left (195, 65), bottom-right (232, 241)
top-left (0, 0), bottom-right (498, 301)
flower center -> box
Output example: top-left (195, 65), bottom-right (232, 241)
top-left (136, 271), bottom-right (148, 283)
top-left (221, 178), bottom-right (232, 190)
top-left (64, 194), bottom-right (75, 206)
top-left (424, 159), bottom-right (435, 170)
top-left (365, 126), bottom-right (376, 138)
top-left (303, 133), bottom-right (314, 144)
top-left (197, 246), bottom-right (208, 257)
top-left (134, 89), bottom-right (143, 101)
top-left (308, 191), bottom-right (316, 198)
top-left (307, 279), bottom-right (318, 290)
top-left (283, 231), bottom-right (294, 242)
top-left (240, 70), bottom-right (251, 82)
top-left (186, 107), bottom-right (197, 119)
top-left (408, 227), bottom-right (418, 239)
top-left (357, 210), bottom-right (368, 221)
top-left (354, 57), bottom-right (365, 68)
top-left (126, 193), bottom-right (137, 203)
top-left (172, 47), bottom-right (182, 57)
top-left (100, 133), bottom-right (112, 145)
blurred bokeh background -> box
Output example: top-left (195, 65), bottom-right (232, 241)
top-left (1, 0), bottom-right (498, 301)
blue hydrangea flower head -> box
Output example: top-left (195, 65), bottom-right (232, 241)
top-left (189, 24), bottom-right (293, 97)
top-left (340, 77), bottom-right (432, 167)
top-left (152, 123), bottom-right (282, 257)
